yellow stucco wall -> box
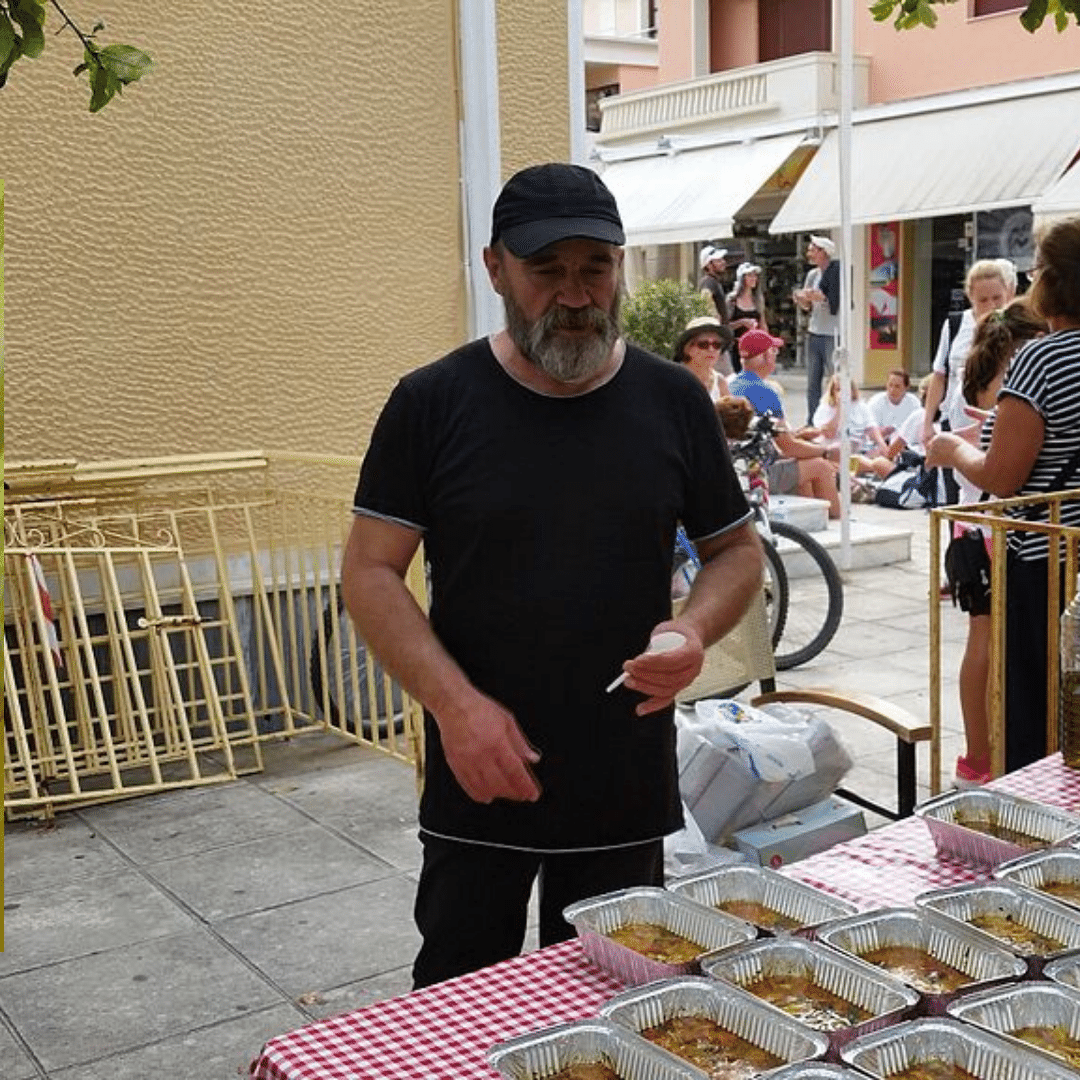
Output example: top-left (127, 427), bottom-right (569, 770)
top-left (497, 0), bottom-right (569, 177)
top-left (3, 2), bottom-right (568, 463)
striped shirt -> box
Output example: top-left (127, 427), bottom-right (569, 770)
top-left (998, 328), bottom-right (1080, 561)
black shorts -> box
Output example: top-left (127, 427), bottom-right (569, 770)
top-left (944, 529), bottom-right (991, 616)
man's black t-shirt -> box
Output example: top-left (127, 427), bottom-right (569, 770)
top-left (354, 339), bottom-right (749, 850)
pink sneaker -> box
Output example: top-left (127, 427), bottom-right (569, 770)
top-left (954, 755), bottom-right (992, 790)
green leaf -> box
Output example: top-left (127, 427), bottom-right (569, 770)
top-left (88, 61), bottom-right (121, 112)
top-left (916, 0), bottom-right (938, 26)
top-left (97, 43), bottom-right (153, 85)
top-left (0, 13), bottom-right (16, 66)
top-left (9, 0), bottom-right (45, 58)
top-left (869, 0), bottom-right (895, 21)
top-left (1020, 0), bottom-right (1049, 29)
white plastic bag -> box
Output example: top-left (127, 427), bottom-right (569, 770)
top-left (675, 700), bottom-right (852, 845)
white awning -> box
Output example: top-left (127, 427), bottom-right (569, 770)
top-left (599, 133), bottom-right (807, 246)
top-left (1032, 160), bottom-right (1080, 219)
top-left (769, 87), bottom-right (1080, 234)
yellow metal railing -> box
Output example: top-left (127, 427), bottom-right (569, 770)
top-left (929, 489), bottom-right (1080, 794)
top-left (3, 451), bottom-right (426, 819)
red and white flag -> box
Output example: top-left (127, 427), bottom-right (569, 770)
top-left (28, 553), bottom-right (64, 669)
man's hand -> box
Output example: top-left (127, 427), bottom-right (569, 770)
top-left (434, 691), bottom-right (542, 804)
top-left (619, 620), bottom-right (705, 716)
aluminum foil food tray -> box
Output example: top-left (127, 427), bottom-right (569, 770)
top-left (1045, 949), bottom-right (1080, 990)
top-left (765, 1065), bottom-right (862, 1080)
top-left (839, 1016), bottom-right (1080, 1080)
top-left (599, 976), bottom-right (829, 1073)
top-left (700, 936), bottom-right (919, 1054)
top-left (815, 906), bottom-right (1025, 1013)
top-left (993, 847), bottom-right (1080, 911)
top-left (563, 887), bottom-right (756, 986)
top-left (915, 880), bottom-right (1080, 975)
top-left (668, 865), bottom-right (857, 939)
top-left (488, 1018), bottom-right (703, 1080)
top-left (914, 789), bottom-right (1080, 869)
top-left (946, 981), bottom-right (1080, 1073)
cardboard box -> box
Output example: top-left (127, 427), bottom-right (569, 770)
top-left (733, 797), bottom-right (866, 869)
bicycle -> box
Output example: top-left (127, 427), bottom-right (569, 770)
top-left (678, 412), bottom-right (844, 670)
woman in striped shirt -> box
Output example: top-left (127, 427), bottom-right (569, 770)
top-left (927, 216), bottom-right (1080, 774)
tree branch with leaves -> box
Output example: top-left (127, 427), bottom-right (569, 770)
top-left (870, 0), bottom-right (1079, 32)
top-left (0, 0), bottom-right (152, 110)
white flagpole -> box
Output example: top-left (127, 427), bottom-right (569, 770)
top-left (836, 0), bottom-right (855, 568)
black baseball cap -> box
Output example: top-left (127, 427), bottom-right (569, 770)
top-left (490, 163), bottom-right (625, 258)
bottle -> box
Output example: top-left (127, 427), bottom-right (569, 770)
top-left (1061, 573), bottom-right (1080, 769)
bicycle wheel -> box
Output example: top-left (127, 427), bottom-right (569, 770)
top-left (309, 601), bottom-right (405, 738)
top-left (762, 538), bottom-right (788, 649)
top-left (768, 519), bottom-right (843, 670)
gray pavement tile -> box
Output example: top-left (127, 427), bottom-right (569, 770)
top-left (0, 869), bottom-right (195, 976)
top-left (842, 587), bottom-right (928, 622)
top-left (302, 964), bottom-right (415, 1019)
top-left (335, 817), bottom-right (423, 872)
top-left (0, 929), bottom-right (280, 1073)
top-left (823, 619), bottom-right (930, 661)
top-left (146, 822), bottom-right (394, 921)
top-left (48, 1002), bottom-right (307, 1080)
top-left (216, 874), bottom-right (421, 997)
top-left (79, 780), bottom-right (314, 864)
top-left (3, 819), bottom-right (129, 897)
top-left (0, 1019), bottom-right (39, 1080)
top-left (260, 750), bottom-right (423, 870)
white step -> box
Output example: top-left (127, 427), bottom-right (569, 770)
top-left (784, 518), bottom-right (912, 573)
top-left (768, 494), bottom-right (830, 533)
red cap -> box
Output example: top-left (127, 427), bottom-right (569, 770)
top-left (739, 328), bottom-right (785, 359)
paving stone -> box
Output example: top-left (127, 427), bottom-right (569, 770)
top-left (216, 875), bottom-right (422, 997)
top-left (0, 1019), bottom-right (38, 1080)
top-left (80, 781), bottom-right (313, 864)
top-left (0, 929), bottom-right (280, 1072)
top-left (0, 869), bottom-right (195, 976)
top-left (3, 818), bottom-right (129, 897)
top-left (48, 1002), bottom-right (306, 1080)
top-left (146, 822), bottom-right (393, 921)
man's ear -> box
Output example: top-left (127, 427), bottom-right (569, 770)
top-left (482, 246), bottom-right (504, 296)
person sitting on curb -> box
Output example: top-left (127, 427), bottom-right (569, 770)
top-left (867, 369), bottom-right (920, 440)
top-left (728, 329), bottom-right (841, 518)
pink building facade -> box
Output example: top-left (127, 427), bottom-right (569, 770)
top-left (585, 0), bottom-right (1080, 395)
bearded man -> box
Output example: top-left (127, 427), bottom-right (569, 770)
top-left (341, 163), bottom-right (760, 987)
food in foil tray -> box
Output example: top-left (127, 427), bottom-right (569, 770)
top-left (967, 910), bottom-right (1066, 955)
top-left (889, 1065), bottom-right (979, 1080)
top-left (1011, 1024), bottom-right (1080, 1069)
top-left (606, 923), bottom-right (704, 964)
top-left (952, 812), bottom-right (1043, 850)
top-left (1039, 878), bottom-right (1080, 905)
top-left (743, 972), bottom-right (871, 1031)
top-left (858, 944), bottom-right (969, 995)
top-left (549, 1064), bottom-right (623, 1080)
top-left (713, 899), bottom-right (802, 933)
top-left (641, 1015), bottom-right (783, 1080)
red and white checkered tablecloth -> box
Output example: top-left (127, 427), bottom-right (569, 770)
top-left (249, 939), bottom-right (622, 1080)
top-left (249, 754), bottom-right (1080, 1080)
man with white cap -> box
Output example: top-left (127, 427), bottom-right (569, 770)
top-left (794, 234), bottom-right (841, 423)
top-left (698, 244), bottom-right (734, 369)
top-left (342, 163), bottom-right (761, 987)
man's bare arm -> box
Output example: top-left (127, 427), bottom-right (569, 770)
top-left (341, 515), bottom-right (540, 804)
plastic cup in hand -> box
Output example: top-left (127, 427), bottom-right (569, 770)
top-left (605, 631), bottom-right (687, 693)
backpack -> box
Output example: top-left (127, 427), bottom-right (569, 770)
top-left (874, 465), bottom-right (930, 509)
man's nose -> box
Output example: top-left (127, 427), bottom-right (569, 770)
top-left (556, 272), bottom-right (592, 307)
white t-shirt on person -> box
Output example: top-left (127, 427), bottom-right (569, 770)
top-left (931, 309), bottom-right (976, 431)
top-left (892, 407), bottom-right (931, 455)
top-left (867, 390), bottom-right (919, 432)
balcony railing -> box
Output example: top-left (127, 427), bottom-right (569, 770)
top-left (597, 52), bottom-right (869, 146)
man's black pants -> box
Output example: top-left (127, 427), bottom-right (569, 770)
top-left (411, 834), bottom-right (664, 989)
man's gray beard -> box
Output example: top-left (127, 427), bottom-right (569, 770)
top-left (504, 292), bottom-right (621, 384)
